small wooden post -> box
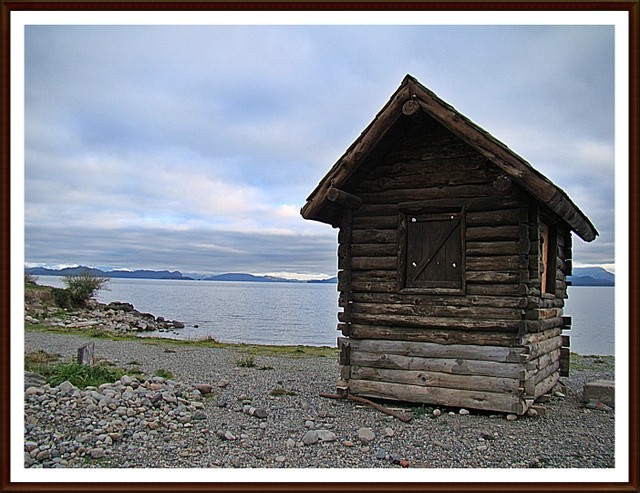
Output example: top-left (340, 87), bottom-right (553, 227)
top-left (77, 343), bottom-right (95, 366)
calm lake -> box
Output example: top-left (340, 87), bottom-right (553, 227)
top-left (34, 277), bottom-right (615, 355)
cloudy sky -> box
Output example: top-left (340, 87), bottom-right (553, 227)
top-left (21, 19), bottom-right (617, 278)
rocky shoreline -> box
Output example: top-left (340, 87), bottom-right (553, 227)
top-left (25, 294), bottom-right (187, 335)
top-left (23, 328), bottom-right (616, 470)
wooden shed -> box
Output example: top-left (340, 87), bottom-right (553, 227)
top-left (301, 75), bottom-right (598, 415)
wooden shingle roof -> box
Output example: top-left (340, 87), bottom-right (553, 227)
top-left (301, 74), bottom-right (598, 242)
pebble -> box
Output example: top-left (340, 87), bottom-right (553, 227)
top-left (357, 427), bottom-right (376, 443)
top-left (302, 430), bottom-right (319, 445)
top-left (316, 430), bottom-right (337, 442)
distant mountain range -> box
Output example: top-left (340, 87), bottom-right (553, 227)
top-left (567, 267), bottom-right (615, 286)
top-left (25, 266), bottom-right (338, 284)
top-left (25, 265), bottom-right (611, 286)
top-left (26, 266), bottom-right (191, 280)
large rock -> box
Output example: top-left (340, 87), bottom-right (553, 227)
top-left (583, 380), bottom-right (615, 407)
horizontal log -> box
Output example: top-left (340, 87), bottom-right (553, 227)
top-left (534, 370), bottom-right (560, 398)
top-left (347, 291), bottom-right (528, 309)
top-left (351, 229), bottom-right (397, 244)
top-left (524, 308), bottom-right (563, 321)
top-left (351, 270), bottom-right (395, 283)
top-left (466, 225), bottom-right (520, 241)
top-left (358, 196), bottom-right (520, 218)
top-left (351, 301), bottom-right (522, 320)
top-left (466, 271), bottom-right (521, 284)
top-left (533, 359), bottom-right (560, 386)
top-left (349, 312), bottom-right (520, 332)
top-left (466, 256), bottom-right (527, 271)
top-left (351, 281), bottom-right (397, 294)
top-left (358, 157), bottom-right (490, 190)
top-left (520, 327), bottom-right (563, 346)
top-left (466, 284), bottom-right (526, 297)
top-left (349, 324), bottom-right (519, 346)
top-left (466, 208), bottom-right (520, 226)
top-left (351, 256), bottom-right (397, 271)
top-left (349, 243), bottom-right (398, 257)
top-left (525, 336), bottom-right (563, 360)
top-left (352, 210), bottom-right (530, 239)
top-left (358, 184), bottom-right (501, 205)
top-left (349, 379), bottom-right (522, 414)
top-left (358, 173), bottom-right (492, 194)
top-left (350, 366), bottom-right (521, 394)
top-left (466, 241), bottom-right (520, 256)
top-left (531, 348), bottom-right (561, 371)
top-left (347, 338), bottom-right (526, 363)
top-left (352, 215), bottom-right (397, 230)
top-left (527, 297), bottom-right (565, 309)
top-left (524, 319), bottom-right (561, 333)
top-left (350, 350), bottom-right (524, 378)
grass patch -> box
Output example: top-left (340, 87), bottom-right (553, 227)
top-left (26, 358), bottom-right (124, 389)
top-left (153, 368), bottom-right (174, 379)
top-left (25, 323), bottom-right (339, 359)
top-left (570, 353), bottom-right (615, 371)
top-left (25, 350), bottom-right (61, 366)
top-left (87, 328), bottom-right (109, 338)
top-left (236, 354), bottom-right (256, 368)
top-left (410, 404), bottom-right (436, 419)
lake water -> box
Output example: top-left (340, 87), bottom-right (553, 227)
top-left (34, 277), bottom-right (615, 355)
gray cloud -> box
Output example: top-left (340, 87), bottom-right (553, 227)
top-left (22, 24), bottom-right (616, 275)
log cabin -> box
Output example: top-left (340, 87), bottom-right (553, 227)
top-left (301, 75), bottom-right (598, 415)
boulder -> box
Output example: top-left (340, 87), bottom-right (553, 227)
top-left (583, 380), bottom-right (615, 407)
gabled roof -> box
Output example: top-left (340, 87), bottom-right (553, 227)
top-left (301, 74), bottom-right (598, 242)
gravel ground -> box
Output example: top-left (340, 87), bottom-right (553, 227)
top-left (23, 330), bottom-right (615, 470)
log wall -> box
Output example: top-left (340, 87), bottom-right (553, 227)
top-left (334, 112), bottom-right (569, 414)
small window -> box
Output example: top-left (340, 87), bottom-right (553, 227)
top-left (541, 221), bottom-right (557, 294)
top-left (398, 207), bottom-right (465, 294)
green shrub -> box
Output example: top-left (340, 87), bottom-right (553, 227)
top-left (63, 270), bottom-right (109, 307)
top-left (236, 354), bottom-right (256, 368)
top-left (33, 362), bottom-right (123, 389)
top-left (51, 287), bottom-right (73, 308)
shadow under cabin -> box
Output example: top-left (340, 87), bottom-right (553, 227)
top-left (301, 74), bottom-right (598, 415)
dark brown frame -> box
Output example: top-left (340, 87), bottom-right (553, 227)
top-left (1, 3), bottom-right (637, 493)
top-left (397, 205), bottom-right (466, 295)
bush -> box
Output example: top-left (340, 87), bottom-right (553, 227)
top-left (51, 287), bottom-right (72, 308)
top-left (236, 354), bottom-right (256, 368)
top-left (62, 270), bottom-right (109, 307)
